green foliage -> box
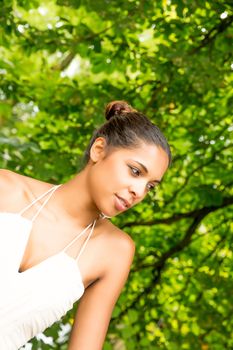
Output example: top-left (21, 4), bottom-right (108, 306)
top-left (0, 0), bottom-right (232, 349)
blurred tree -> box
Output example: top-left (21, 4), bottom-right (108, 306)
top-left (0, 0), bottom-right (232, 349)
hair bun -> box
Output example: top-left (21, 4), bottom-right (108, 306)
top-left (105, 100), bottom-right (136, 121)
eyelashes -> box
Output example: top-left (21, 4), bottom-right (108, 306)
top-left (128, 166), bottom-right (157, 192)
top-left (130, 166), bottom-right (141, 177)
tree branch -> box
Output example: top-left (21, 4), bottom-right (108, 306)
top-left (121, 195), bottom-right (233, 228)
top-left (190, 15), bottom-right (233, 54)
top-left (53, 24), bottom-right (115, 71)
top-left (163, 144), bottom-right (232, 207)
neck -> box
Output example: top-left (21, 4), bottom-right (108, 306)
top-left (54, 167), bottom-right (103, 227)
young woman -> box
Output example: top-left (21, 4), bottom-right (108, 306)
top-left (0, 101), bottom-right (171, 349)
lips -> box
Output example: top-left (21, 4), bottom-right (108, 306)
top-left (115, 195), bottom-right (127, 211)
top-left (115, 195), bottom-right (130, 210)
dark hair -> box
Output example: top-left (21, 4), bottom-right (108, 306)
top-left (83, 100), bottom-right (172, 166)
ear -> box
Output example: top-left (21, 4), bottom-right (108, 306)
top-left (89, 137), bottom-right (107, 163)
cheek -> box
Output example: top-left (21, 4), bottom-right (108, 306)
top-left (87, 161), bottom-right (114, 198)
top-left (89, 160), bottom-right (127, 197)
top-left (103, 161), bottom-right (125, 192)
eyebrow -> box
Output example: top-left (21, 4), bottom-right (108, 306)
top-left (130, 159), bottom-right (162, 184)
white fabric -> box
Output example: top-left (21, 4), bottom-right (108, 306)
top-left (0, 185), bottom-right (97, 349)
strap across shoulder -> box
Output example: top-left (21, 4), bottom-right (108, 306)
top-left (18, 184), bottom-right (62, 222)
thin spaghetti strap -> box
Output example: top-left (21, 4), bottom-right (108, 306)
top-left (75, 219), bottom-right (97, 262)
top-left (61, 221), bottom-right (94, 253)
top-left (30, 185), bottom-right (61, 223)
top-left (19, 184), bottom-right (62, 222)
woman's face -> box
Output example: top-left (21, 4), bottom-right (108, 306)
top-left (87, 138), bottom-right (169, 217)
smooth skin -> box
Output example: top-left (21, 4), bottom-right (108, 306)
top-left (0, 137), bottom-right (169, 349)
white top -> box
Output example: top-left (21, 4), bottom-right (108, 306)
top-left (0, 184), bottom-right (99, 350)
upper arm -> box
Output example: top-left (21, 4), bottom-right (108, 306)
top-left (0, 169), bottom-right (17, 210)
top-left (68, 233), bottom-right (135, 350)
top-left (0, 169), bottom-right (29, 213)
top-left (0, 169), bottom-right (14, 189)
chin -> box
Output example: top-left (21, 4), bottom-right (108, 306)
top-left (97, 194), bottom-right (127, 219)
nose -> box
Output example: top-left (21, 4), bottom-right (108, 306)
top-left (129, 181), bottom-right (147, 201)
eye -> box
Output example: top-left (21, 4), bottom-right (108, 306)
top-left (129, 166), bottom-right (141, 177)
top-left (147, 183), bottom-right (157, 192)
top-left (129, 166), bottom-right (157, 192)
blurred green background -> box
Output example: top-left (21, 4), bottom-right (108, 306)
top-left (0, 1), bottom-right (232, 349)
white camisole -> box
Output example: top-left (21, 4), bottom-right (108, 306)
top-left (0, 184), bottom-right (99, 349)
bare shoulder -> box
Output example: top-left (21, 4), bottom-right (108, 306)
top-left (0, 168), bottom-right (37, 190)
top-left (111, 224), bottom-right (135, 258)
top-left (0, 168), bottom-right (20, 187)
top-left (101, 220), bottom-right (135, 275)
top-left (0, 169), bottom-right (25, 202)
top-left (0, 168), bottom-right (51, 212)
